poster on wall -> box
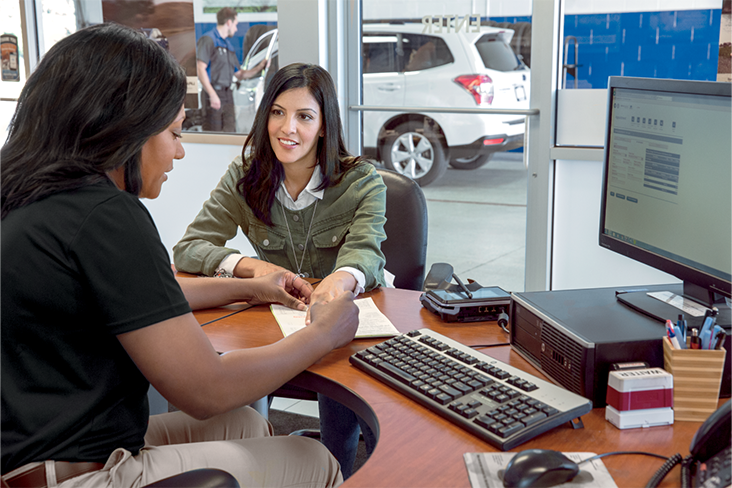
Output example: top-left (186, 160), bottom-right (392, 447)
top-left (719, 0), bottom-right (731, 82)
top-left (102, 0), bottom-right (198, 108)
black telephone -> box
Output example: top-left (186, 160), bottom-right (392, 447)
top-left (647, 400), bottom-right (730, 488)
top-left (686, 399), bottom-right (731, 488)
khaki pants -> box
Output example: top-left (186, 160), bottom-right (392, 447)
top-left (38, 407), bottom-right (342, 488)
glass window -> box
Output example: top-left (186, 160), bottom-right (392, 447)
top-left (360, 1), bottom-right (533, 293)
top-left (363, 33), bottom-right (404, 73)
top-left (363, 32), bottom-right (453, 74)
top-left (475, 33), bottom-right (524, 71)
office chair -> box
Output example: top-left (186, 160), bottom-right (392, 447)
top-left (376, 168), bottom-right (428, 291)
top-left (143, 469), bottom-right (239, 487)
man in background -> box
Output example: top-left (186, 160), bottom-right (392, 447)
top-left (196, 7), bottom-right (263, 132)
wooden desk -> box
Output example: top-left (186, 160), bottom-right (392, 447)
top-left (199, 287), bottom-right (705, 488)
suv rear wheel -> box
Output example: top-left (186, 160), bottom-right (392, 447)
top-left (381, 122), bottom-right (448, 186)
top-left (449, 152), bottom-right (493, 170)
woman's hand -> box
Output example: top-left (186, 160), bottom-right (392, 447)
top-left (234, 256), bottom-right (289, 278)
top-left (305, 271), bottom-right (357, 324)
top-left (247, 270), bottom-right (313, 310)
top-left (176, 269), bottom-right (313, 311)
top-left (306, 291), bottom-right (359, 350)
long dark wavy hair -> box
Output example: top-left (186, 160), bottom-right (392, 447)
top-left (238, 63), bottom-right (364, 225)
top-left (1, 23), bottom-right (187, 219)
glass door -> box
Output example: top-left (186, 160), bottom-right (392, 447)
top-left (359, 1), bottom-right (534, 293)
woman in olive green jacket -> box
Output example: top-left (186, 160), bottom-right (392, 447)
top-left (174, 62), bottom-right (385, 479)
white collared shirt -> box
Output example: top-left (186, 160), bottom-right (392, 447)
top-left (219, 167), bottom-right (366, 294)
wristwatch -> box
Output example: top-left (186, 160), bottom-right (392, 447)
top-left (213, 268), bottom-right (234, 278)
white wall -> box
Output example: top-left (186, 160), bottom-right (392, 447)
top-left (551, 158), bottom-right (680, 290)
top-left (142, 142), bottom-right (256, 262)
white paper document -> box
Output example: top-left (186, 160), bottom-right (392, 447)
top-left (271, 297), bottom-right (400, 339)
top-left (463, 452), bottom-right (618, 488)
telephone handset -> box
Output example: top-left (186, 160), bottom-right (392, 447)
top-left (687, 399), bottom-right (731, 488)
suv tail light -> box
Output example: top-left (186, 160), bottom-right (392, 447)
top-left (454, 74), bottom-right (494, 105)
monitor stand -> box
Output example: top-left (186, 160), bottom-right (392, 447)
top-left (617, 290), bottom-right (731, 329)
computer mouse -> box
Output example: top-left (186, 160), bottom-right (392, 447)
top-left (502, 449), bottom-right (580, 487)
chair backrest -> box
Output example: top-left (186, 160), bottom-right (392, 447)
top-left (376, 169), bottom-right (428, 291)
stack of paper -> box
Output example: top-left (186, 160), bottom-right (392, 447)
top-left (271, 297), bottom-right (400, 339)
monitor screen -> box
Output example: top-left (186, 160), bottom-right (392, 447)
top-left (599, 76), bottom-right (731, 308)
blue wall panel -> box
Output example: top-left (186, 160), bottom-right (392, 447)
top-left (492, 9), bottom-right (722, 89)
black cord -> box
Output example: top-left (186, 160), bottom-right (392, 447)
top-left (644, 453), bottom-right (683, 488)
top-left (680, 454), bottom-right (694, 488)
top-left (578, 451), bottom-right (670, 465)
top-left (573, 451), bottom-right (681, 488)
top-left (469, 343), bottom-right (511, 348)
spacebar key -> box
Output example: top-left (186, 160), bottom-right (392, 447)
top-left (377, 362), bottom-right (417, 384)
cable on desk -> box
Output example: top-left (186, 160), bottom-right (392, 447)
top-left (579, 451), bottom-right (670, 464)
top-left (644, 453), bottom-right (683, 488)
top-left (199, 304), bottom-right (253, 327)
top-left (572, 451), bottom-right (680, 488)
top-left (469, 342), bottom-right (511, 348)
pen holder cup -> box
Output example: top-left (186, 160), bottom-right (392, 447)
top-left (663, 336), bottom-right (726, 421)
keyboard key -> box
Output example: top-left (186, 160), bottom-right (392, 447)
top-left (377, 361), bottom-right (417, 383)
top-left (435, 393), bottom-right (452, 405)
top-left (499, 422), bottom-right (525, 438)
top-left (474, 415), bottom-right (493, 429)
top-left (462, 408), bottom-right (479, 419)
top-left (438, 384), bottom-right (461, 399)
top-left (522, 411), bottom-right (548, 426)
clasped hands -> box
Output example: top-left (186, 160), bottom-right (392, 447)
top-left (235, 257), bottom-right (359, 326)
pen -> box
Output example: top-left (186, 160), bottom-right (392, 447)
top-left (666, 320), bottom-right (681, 349)
top-left (714, 329), bottom-right (727, 350)
top-left (676, 314), bottom-right (687, 343)
top-left (699, 308), bottom-right (718, 350)
top-left (672, 325), bottom-right (685, 348)
top-left (710, 325), bottom-right (724, 350)
top-left (452, 273), bottom-right (473, 299)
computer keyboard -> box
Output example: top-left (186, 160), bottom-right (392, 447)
top-left (349, 328), bottom-right (593, 451)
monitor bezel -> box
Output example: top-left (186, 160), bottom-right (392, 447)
top-left (598, 76), bottom-right (732, 303)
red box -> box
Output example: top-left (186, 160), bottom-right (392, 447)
top-left (606, 368), bottom-right (673, 411)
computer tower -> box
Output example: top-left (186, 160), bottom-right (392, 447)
top-left (508, 285), bottom-right (724, 407)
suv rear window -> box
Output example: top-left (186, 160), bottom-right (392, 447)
top-left (474, 34), bottom-right (522, 72)
top-left (363, 33), bottom-right (454, 74)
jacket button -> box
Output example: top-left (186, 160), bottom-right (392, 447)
top-left (263, 239), bottom-right (270, 246)
top-left (331, 236), bottom-right (337, 243)
top-left (293, 215), bottom-right (300, 222)
top-left (298, 244), bottom-right (305, 251)
top-left (302, 272), bottom-right (309, 278)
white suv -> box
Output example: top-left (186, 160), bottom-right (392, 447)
top-left (234, 22), bottom-right (530, 186)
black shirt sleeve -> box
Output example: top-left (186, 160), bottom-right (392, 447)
top-left (71, 192), bottom-right (191, 335)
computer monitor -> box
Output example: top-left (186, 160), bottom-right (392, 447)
top-left (599, 76), bottom-right (731, 323)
